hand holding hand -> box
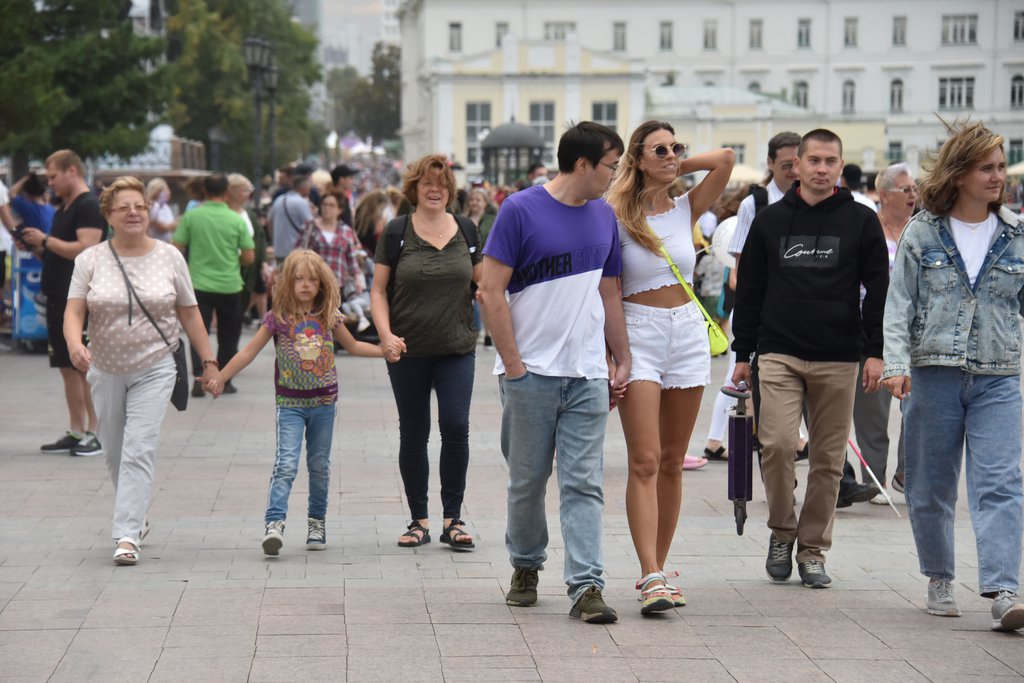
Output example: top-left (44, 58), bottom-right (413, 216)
top-left (382, 335), bottom-right (406, 363)
top-left (881, 375), bottom-right (911, 400)
top-left (862, 357), bottom-right (883, 393)
top-left (202, 368), bottom-right (222, 398)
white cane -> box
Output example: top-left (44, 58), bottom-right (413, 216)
top-left (848, 439), bottom-right (901, 518)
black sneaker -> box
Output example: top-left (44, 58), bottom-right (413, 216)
top-left (766, 535), bottom-right (795, 581)
top-left (306, 517), bottom-right (326, 550)
top-left (569, 586), bottom-right (618, 624)
top-left (70, 432), bottom-right (103, 457)
top-left (505, 567), bottom-right (539, 606)
top-left (223, 380), bottom-right (238, 394)
top-left (798, 560), bottom-right (832, 588)
top-left (837, 482), bottom-right (880, 508)
top-left (191, 379), bottom-right (205, 398)
top-left (41, 431), bottom-right (81, 452)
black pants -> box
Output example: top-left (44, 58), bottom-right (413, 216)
top-left (386, 352), bottom-right (475, 520)
top-left (190, 290), bottom-right (243, 377)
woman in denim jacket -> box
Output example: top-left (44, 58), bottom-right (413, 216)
top-left (882, 122), bottom-right (1024, 632)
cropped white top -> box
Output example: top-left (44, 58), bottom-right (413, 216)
top-left (618, 193), bottom-right (696, 298)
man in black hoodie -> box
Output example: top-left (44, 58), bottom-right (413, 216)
top-left (732, 129), bottom-right (889, 589)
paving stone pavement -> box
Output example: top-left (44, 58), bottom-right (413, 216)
top-left (1, 332), bottom-right (1022, 682)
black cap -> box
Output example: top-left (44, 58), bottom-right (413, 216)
top-left (842, 164), bottom-right (863, 190)
top-left (331, 164), bottom-right (359, 184)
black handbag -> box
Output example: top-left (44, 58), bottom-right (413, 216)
top-left (108, 241), bottom-right (189, 411)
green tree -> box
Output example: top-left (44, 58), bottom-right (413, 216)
top-left (326, 65), bottom-right (362, 135)
top-left (0, 0), bottom-right (168, 166)
top-left (164, 0), bottom-right (320, 174)
top-left (351, 43), bottom-right (401, 143)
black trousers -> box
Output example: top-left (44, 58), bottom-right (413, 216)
top-left (190, 289), bottom-right (243, 377)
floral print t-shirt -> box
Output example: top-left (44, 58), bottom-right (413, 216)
top-left (263, 310), bottom-right (342, 407)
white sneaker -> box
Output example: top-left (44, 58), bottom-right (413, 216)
top-left (356, 317), bottom-right (371, 332)
top-left (868, 492), bottom-right (888, 505)
top-left (262, 520), bottom-right (285, 556)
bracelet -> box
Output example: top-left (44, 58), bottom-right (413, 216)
top-left (41, 236), bottom-right (48, 250)
top-left (201, 359), bottom-right (219, 369)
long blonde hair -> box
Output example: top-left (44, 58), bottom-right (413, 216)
top-left (272, 250), bottom-right (341, 329)
top-left (919, 119), bottom-right (1006, 216)
top-left (606, 120), bottom-right (676, 254)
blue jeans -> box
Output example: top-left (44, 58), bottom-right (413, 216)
top-left (499, 372), bottom-right (609, 601)
top-left (386, 352), bottom-right (475, 520)
top-left (903, 367), bottom-right (1023, 595)
top-left (265, 404), bottom-right (336, 523)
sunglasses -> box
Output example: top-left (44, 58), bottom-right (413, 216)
top-left (650, 143), bottom-right (686, 159)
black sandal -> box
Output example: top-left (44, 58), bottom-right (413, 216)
top-left (398, 521), bottom-right (431, 547)
top-left (704, 446), bottom-right (727, 461)
top-left (440, 519), bottom-right (475, 551)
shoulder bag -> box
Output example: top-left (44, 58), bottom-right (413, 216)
top-left (108, 242), bottom-right (189, 411)
top-left (658, 244), bottom-right (730, 356)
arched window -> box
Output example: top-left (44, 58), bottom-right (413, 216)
top-left (842, 80), bottom-right (856, 113)
top-left (748, 81), bottom-right (761, 93)
top-left (793, 80), bottom-right (809, 108)
top-left (1012, 75), bottom-right (1024, 109)
top-left (890, 79), bottom-right (904, 113)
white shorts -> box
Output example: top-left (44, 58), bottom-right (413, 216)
top-left (623, 300), bottom-right (711, 390)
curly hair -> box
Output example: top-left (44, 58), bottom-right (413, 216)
top-left (271, 249), bottom-right (341, 330)
top-left (606, 120), bottom-right (676, 254)
top-left (401, 154), bottom-right (456, 208)
top-left (99, 176), bottom-right (147, 217)
top-left (918, 119), bottom-right (1006, 216)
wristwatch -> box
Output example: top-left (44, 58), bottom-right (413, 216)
top-left (41, 236), bottom-right (49, 250)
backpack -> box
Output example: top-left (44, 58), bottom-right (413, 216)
top-left (748, 184), bottom-right (769, 216)
top-left (382, 212), bottom-right (480, 302)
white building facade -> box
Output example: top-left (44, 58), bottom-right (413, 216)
top-left (400, 0), bottom-right (1024, 174)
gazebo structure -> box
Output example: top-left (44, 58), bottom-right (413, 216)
top-left (480, 121), bottom-right (544, 186)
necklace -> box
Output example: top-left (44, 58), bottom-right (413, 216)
top-left (957, 217), bottom-right (989, 232)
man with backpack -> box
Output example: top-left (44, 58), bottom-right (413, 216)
top-left (268, 173), bottom-right (314, 262)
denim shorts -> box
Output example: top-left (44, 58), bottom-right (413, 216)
top-left (623, 300), bottom-right (710, 389)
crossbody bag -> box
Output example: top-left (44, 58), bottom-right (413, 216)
top-left (657, 244), bottom-right (730, 356)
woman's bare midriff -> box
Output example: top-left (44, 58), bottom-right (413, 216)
top-left (623, 283), bottom-right (690, 309)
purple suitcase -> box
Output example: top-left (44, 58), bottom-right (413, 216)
top-left (722, 382), bottom-right (754, 535)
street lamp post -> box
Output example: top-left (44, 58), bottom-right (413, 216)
top-left (244, 36), bottom-right (273, 181)
top-left (264, 61), bottom-right (279, 180)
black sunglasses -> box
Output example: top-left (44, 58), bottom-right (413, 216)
top-left (650, 142), bottom-right (686, 159)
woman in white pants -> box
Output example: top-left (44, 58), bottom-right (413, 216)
top-left (64, 176), bottom-right (219, 565)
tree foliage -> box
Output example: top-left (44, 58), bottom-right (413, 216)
top-left (326, 42), bottom-right (400, 143)
top-left (164, 0), bottom-right (320, 174)
top-left (0, 0), bottom-right (168, 163)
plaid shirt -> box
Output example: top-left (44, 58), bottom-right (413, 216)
top-left (300, 221), bottom-right (362, 288)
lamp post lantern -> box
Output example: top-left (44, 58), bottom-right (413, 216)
top-left (244, 36), bottom-right (273, 181)
top-left (264, 61), bottom-right (279, 180)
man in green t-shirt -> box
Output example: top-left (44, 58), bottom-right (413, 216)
top-left (173, 174), bottom-right (255, 396)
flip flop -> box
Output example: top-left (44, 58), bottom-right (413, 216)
top-left (683, 454), bottom-right (707, 470)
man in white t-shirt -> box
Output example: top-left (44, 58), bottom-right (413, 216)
top-left (841, 164), bottom-right (878, 211)
top-left (480, 122), bottom-right (630, 624)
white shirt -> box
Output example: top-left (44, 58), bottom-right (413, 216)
top-left (728, 179), bottom-right (786, 256)
top-left (950, 213), bottom-right (1000, 287)
top-left (619, 193), bottom-right (696, 296)
top-left (851, 190), bottom-right (877, 211)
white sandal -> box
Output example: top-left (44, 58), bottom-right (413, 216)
top-left (636, 572), bottom-right (675, 615)
top-left (661, 569), bottom-right (687, 607)
top-left (113, 537), bottom-right (140, 566)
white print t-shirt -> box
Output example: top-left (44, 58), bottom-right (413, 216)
top-left (950, 213), bottom-right (1000, 287)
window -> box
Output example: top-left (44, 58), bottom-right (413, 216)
top-left (1009, 139), bottom-right (1024, 166)
top-left (660, 21), bottom-right (673, 50)
top-left (449, 22), bottom-right (462, 52)
top-left (890, 79), bottom-right (904, 112)
top-left (465, 102), bottom-right (491, 165)
top-left (592, 101), bottom-right (618, 132)
top-left (793, 80), bottom-right (809, 108)
top-left (495, 22), bottom-right (508, 47)
top-left (748, 81), bottom-right (761, 93)
top-left (1015, 12), bottom-right (1024, 41)
top-left (844, 18), bottom-right (858, 47)
top-left (749, 19), bottom-right (763, 49)
top-left (613, 21), bottom-right (626, 51)
top-left (797, 19), bottom-right (811, 48)
top-left (1012, 75), bottom-right (1024, 108)
top-left (704, 20), bottom-right (717, 50)
top-left (938, 77), bottom-right (975, 109)
top-left (842, 80), bottom-right (856, 113)
top-left (888, 141), bottom-right (904, 163)
top-left (941, 15), bottom-right (978, 45)
top-left (529, 101), bottom-right (556, 164)
top-left (544, 22), bottom-right (575, 41)
top-left (724, 144), bottom-right (746, 164)
top-left (893, 16), bottom-right (907, 46)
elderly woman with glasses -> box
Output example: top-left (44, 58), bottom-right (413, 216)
top-left (64, 176), bottom-right (220, 566)
top-left (606, 120), bottom-right (735, 614)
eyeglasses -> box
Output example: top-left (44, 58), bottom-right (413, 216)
top-left (110, 203), bottom-right (147, 215)
top-left (650, 143), bottom-right (686, 159)
top-left (888, 186), bottom-right (917, 195)
top-left (599, 161), bottom-right (619, 174)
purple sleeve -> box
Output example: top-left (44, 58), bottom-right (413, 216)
top-left (601, 208), bottom-right (622, 277)
top-left (482, 199), bottom-right (521, 268)
top-left (261, 310), bottom-right (280, 335)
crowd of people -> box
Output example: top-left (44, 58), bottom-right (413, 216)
top-left (1, 116), bottom-right (1023, 632)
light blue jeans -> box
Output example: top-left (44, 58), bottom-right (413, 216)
top-left (499, 371), bottom-right (609, 601)
top-left (903, 366), bottom-right (1023, 595)
top-left (265, 404), bottom-right (336, 523)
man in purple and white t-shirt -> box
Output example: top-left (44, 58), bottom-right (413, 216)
top-left (480, 122), bottom-right (630, 624)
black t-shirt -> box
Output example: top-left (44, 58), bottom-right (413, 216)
top-left (42, 192), bottom-right (106, 299)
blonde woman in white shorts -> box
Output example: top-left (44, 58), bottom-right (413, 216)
top-left (607, 121), bottom-right (734, 614)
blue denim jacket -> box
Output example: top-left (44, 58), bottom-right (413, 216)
top-left (883, 207), bottom-right (1024, 377)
